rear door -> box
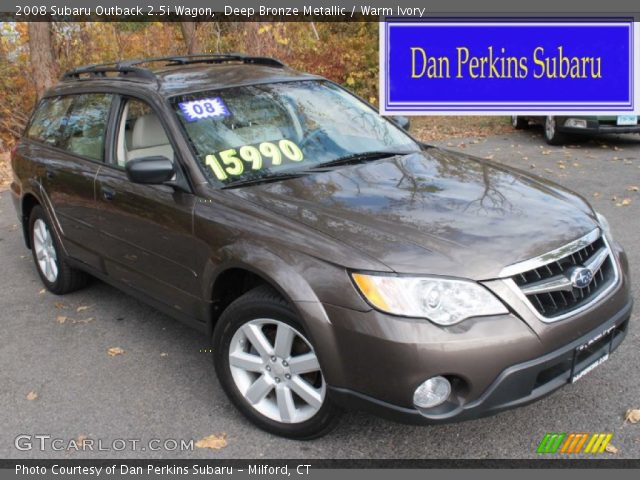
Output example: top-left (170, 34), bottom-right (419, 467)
top-left (94, 96), bottom-right (204, 318)
top-left (23, 93), bottom-right (114, 270)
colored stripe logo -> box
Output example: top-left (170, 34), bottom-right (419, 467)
top-left (537, 433), bottom-right (613, 454)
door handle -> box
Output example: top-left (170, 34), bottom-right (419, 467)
top-left (46, 169), bottom-right (55, 179)
top-left (102, 187), bottom-right (116, 201)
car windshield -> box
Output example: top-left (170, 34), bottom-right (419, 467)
top-left (171, 80), bottom-right (420, 185)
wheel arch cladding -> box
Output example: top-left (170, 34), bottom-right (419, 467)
top-left (206, 247), bottom-right (322, 331)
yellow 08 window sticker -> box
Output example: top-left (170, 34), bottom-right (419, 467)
top-left (205, 139), bottom-right (304, 181)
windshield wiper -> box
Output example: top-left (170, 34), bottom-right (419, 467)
top-left (221, 151), bottom-right (411, 189)
top-left (310, 151), bottom-right (411, 170)
top-left (221, 171), bottom-right (309, 189)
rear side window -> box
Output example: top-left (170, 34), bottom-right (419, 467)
top-left (60, 93), bottom-right (113, 162)
top-left (26, 96), bottom-right (74, 146)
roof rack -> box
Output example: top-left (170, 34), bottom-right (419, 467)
top-left (61, 54), bottom-right (285, 83)
top-left (155, 54), bottom-right (285, 68)
top-left (61, 64), bottom-right (157, 82)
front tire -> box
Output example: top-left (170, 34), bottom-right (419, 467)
top-left (213, 286), bottom-right (341, 439)
top-left (544, 116), bottom-right (568, 145)
top-left (29, 206), bottom-right (88, 295)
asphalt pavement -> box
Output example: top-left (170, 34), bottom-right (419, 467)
top-left (1, 127), bottom-right (639, 459)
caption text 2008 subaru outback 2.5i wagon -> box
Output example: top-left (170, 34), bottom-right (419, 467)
top-left (10, 55), bottom-right (632, 438)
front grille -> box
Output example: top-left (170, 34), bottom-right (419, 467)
top-left (513, 236), bottom-right (616, 318)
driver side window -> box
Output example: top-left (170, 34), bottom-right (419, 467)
top-left (116, 98), bottom-right (174, 168)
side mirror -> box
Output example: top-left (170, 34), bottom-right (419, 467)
top-left (391, 116), bottom-right (411, 131)
top-left (125, 156), bottom-right (175, 185)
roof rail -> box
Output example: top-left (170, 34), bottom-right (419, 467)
top-left (61, 63), bottom-right (157, 83)
top-left (158, 54), bottom-right (286, 68)
top-left (61, 54), bottom-right (285, 83)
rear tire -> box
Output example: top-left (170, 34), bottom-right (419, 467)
top-left (511, 115), bottom-right (529, 130)
top-left (29, 206), bottom-right (88, 295)
top-left (212, 285), bottom-right (341, 439)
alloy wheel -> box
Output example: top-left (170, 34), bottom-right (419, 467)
top-left (545, 116), bottom-right (556, 140)
top-left (33, 219), bottom-right (58, 283)
top-left (228, 319), bottom-right (325, 424)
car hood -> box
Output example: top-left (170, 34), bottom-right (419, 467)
top-left (229, 148), bottom-right (598, 279)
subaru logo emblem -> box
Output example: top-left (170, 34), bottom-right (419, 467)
top-left (571, 267), bottom-right (594, 289)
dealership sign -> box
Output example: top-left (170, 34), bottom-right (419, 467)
top-left (380, 20), bottom-right (640, 115)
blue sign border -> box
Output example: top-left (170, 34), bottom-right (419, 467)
top-left (381, 19), bottom-right (636, 114)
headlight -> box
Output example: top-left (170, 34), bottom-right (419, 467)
top-left (596, 212), bottom-right (612, 239)
top-left (352, 273), bottom-right (508, 326)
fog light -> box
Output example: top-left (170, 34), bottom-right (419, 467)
top-left (413, 376), bottom-right (451, 409)
top-left (564, 118), bottom-right (587, 128)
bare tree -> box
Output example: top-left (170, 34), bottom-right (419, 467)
top-left (28, 22), bottom-right (58, 98)
top-left (213, 22), bottom-right (222, 53)
top-left (180, 22), bottom-right (201, 55)
top-left (309, 22), bottom-right (320, 41)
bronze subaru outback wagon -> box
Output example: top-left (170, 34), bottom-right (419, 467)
top-left (10, 55), bottom-right (632, 439)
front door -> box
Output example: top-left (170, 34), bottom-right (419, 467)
top-left (94, 96), bottom-right (203, 318)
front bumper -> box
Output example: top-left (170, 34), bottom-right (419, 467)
top-left (558, 119), bottom-right (640, 135)
top-left (328, 300), bottom-right (630, 424)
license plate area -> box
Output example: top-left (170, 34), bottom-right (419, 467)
top-left (617, 115), bottom-right (638, 125)
top-left (570, 326), bottom-right (615, 383)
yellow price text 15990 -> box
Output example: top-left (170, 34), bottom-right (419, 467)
top-left (205, 140), bottom-right (304, 181)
